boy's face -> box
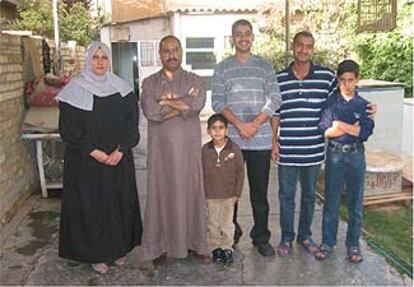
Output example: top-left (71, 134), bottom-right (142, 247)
top-left (207, 121), bottom-right (228, 142)
top-left (339, 72), bottom-right (359, 97)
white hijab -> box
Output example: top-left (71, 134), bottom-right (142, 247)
top-left (56, 41), bottom-right (133, 111)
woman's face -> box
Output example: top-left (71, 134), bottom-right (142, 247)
top-left (90, 48), bottom-right (109, 75)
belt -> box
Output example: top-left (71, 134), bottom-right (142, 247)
top-left (328, 141), bottom-right (362, 153)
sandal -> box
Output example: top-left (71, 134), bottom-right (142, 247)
top-left (91, 263), bottom-right (109, 274)
top-left (314, 244), bottom-right (333, 261)
top-left (114, 256), bottom-right (127, 267)
top-left (297, 238), bottom-right (319, 254)
top-left (276, 241), bottom-right (292, 257)
top-left (347, 246), bottom-right (363, 263)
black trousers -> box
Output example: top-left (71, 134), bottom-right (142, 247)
top-left (234, 150), bottom-right (271, 245)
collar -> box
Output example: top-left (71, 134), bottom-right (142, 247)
top-left (287, 61), bottom-right (315, 80)
top-left (207, 137), bottom-right (233, 150)
top-left (334, 90), bottom-right (359, 103)
top-left (159, 67), bottom-right (183, 82)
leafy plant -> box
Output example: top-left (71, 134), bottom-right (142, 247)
top-left (10, 0), bottom-right (104, 46)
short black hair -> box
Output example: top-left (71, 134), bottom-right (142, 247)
top-left (159, 35), bottom-right (182, 51)
top-left (337, 59), bottom-right (360, 77)
top-left (207, 114), bottom-right (228, 129)
top-left (293, 31), bottom-right (315, 45)
top-left (232, 19), bottom-right (253, 35)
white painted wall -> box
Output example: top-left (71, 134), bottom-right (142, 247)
top-left (358, 86), bottom-right (405, 156)
top-left (402, 98), bottom-right (413, 157)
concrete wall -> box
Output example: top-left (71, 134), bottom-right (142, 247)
top-left (0, 33), bottom-right (86, 224)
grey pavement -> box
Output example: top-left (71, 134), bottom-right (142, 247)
top-left (0, 112), bottom-right (412, 286)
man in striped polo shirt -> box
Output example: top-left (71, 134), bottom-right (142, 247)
top-left (212, 19), bottom-right (281, 257)
top-left (272, 31), bottom-right (376, 256)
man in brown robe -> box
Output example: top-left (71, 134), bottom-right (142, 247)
top-left (140, 35), bottom-right (208, 262)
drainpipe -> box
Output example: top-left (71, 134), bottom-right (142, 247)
top-left (52, 0), bottom-right (61, 76)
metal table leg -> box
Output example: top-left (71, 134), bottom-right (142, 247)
top-left (36, 140), bottom-right (48, 198)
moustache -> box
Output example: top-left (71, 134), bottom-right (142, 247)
top-left (167, 58), bottom-right (178, 63)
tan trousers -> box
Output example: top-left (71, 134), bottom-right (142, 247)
top-left (206, 198), bottom-right (235, 251)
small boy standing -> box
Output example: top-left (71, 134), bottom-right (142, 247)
top-left (315, 60), bottom-right (374, 263)
top-left (202, 114), bottom-right (244, 264)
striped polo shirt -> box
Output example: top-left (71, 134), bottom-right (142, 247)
top-left (211, 55), bottom-right (281, 150)
top-left (275, 62), bottom-right (337, 166)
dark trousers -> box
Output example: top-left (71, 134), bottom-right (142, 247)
top-left (233, 150), bottom-right (271, 245)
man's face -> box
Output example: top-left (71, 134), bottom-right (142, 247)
top-left (292, 35), bottom-right (314, 64)
top-left (339, 72), bottom-right (359, 97)
top-left (232, 24), bottom-right (254, 54)
top-left (159, 38), bottom-right (182, 72)
top-left (207, 121), bottom-right (228, 143)
top-left (90, 48), bottom-right (109, 75)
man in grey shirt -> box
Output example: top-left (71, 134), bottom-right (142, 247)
top-left (211, 19), bottom-right (281, 256)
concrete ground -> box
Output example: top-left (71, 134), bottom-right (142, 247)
top-left (0, 113), bottom-right (412, 286)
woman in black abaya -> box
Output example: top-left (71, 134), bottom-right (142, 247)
top-left (56, 42), bottom-right (142, 274)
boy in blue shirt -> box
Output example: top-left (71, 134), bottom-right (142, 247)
top-left (315, 60), bottom-right (374, 263)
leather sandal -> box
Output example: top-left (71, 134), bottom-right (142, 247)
top-left (276, 241), bottom-right (292, 257)
top-left (314, 244), bottom-right (333, 261)
top-left (297, 238), bottom-right (319, 254)
top-left (347, 246), bottom-right (363, 263)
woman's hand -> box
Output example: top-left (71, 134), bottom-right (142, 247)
top-left (105, 149), bottom-right (123, 166)
top-left (90, 149), bottom-right (109, 164)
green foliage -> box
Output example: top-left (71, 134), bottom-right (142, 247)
top-left (10, 0), bottom-right (101, 46)
top-left (253, 0), bottom-right (413, 97)
top-left (351, 1), bottom-right (413, 97)
top-left (60, 3), bottom-right (95, 46)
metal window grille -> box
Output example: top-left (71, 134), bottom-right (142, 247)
top-left (357, 0), bottom-right (397, 32)
top-left (140, 41), bottom-right (154, 66)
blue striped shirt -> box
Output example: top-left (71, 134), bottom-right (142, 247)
top-left (211, 55), bottom-right (281, 150)
top-left (275, 62), bottom-right (337, 166)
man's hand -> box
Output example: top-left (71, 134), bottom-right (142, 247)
top-left (271, 140), bottom-right (279, 162)
top-left (367, 103), bottom-right (377, 120)
top-left (237, 122), bottom-right (260, 139)
top-left (90, 149), bottom-right (109, 164)
top-left (105, 149), bottom-right (123, 166)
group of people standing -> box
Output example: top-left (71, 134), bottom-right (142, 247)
top-left (56, 18), bottom-right (375, 274)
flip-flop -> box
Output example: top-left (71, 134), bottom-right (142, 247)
top-left (114, 256), bottom-right (127, 267)
top-left (277, 241), bottom-right (292, 257)
top-left (91, 263), bottom-right (109, 274)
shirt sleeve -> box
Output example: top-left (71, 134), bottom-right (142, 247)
top-left (357, 104), bottom-right (375, 141)
top-left (211, 66), bottom-right (227, 112)
top-left (262, 65), bottom-right (282, 116)
top-left (59, 102), bottom-right (96, 156)
top-left (179, 76), bottom-right (207, 118)
top-left (327, 74), bottom-right (338, 98)
top-left (318, 100), bottom-right (334, 136)
top-left (141, 77), bottom-right (174, 122)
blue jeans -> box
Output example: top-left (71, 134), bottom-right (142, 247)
top-left (322, 147), bottom-right (366, 248)
top-left (278, 164), bottom-right (321, 243)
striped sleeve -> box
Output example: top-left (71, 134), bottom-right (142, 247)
top-left (211, 66), bottom-right (227, 112)
top-left (262, 65), bottom-right (281, 116)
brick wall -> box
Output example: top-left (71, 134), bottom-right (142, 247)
top-left (0, 34), bottom-right (38, 224)
top-left (0, 33), bottom-right (86, 224)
